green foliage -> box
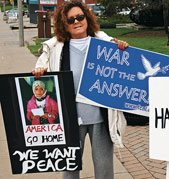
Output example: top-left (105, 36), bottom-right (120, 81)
top-left (0, 2), bottom-right (12, 12)
top-left (28, 28), bottom-right (169, 57)
top-left (0, 2), bottom-right (27, 12)
top-left (101, 28), bottom-right (137, 37)
top-left (102, 28), bottom-right (169, 55)
top-left (96, 0), bottom-right (131, 17)
top-left (136, 0), bottom-right (162, 6)
top-left (122, 36), bottom-right (169, 55)
top-left (28, 39), bottom-right (48, 57)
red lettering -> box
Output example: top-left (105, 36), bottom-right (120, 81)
top-left (37, 126), bottom-right (41, 132)
top-left (25, 125), bottom-right (47, 133)
top-left (25, 126), bottom-right (32, 133)
top-left (42, 125), bottom-right (47, 132)
top-left (31, 126), bottom-right (37, 132)
top-left (57, 124), bottom-right (63, 132)
top-left (51, 124), bottom-right (63, 132)
top-left (25, 126), bottom-right (36, 133)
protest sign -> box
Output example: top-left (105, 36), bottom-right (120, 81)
top-left (0, 72), bottom-right (81, 174)
top-left (76, 37), bottom-right (169, 116)
top-left (149, 77), bottom-right (169, 161)
top-left (149, 77), bottom-right (169, 179)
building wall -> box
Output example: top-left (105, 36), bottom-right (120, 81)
top-left (39, 0), bottom-right (97, 11)
top-left (58, 0), bottom-right (97, 5)
top-left (85, 0), bottom-right (97, 4)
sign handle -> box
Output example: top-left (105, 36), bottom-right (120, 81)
top-left (166, 162), bottom-right (169, 179)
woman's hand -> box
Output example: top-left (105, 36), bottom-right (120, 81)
top-left (41, 113), bottom-right (48, 119)
top-left (31, 115), bottom-right (39, 120)
top-left (32, 67), bottom-right (48, 79)
top-left (114, 38), bottom-right (129, 50)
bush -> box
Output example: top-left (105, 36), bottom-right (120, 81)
top-left (130, 5), bottom-right (166, 27)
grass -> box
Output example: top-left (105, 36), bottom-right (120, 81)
top-left (97, 15), bottom-right (133, 25)
top-left (121, 36), bottom-right (169, 55)
top-left (0, 2), bottom-right (28, 12)
top-left (102, 28), bottom-right (169, 56)
top-left (27, 28), bottom-right (169, 56)
top-left (102, 28), bottom-right (137, 38)
top-left (28, 39), bottom-right (49, 56)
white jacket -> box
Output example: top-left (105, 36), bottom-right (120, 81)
top-left (35, 31), bottom-right (127, 148)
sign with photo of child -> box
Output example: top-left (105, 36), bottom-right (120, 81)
top-left (0, 72), bottom-right (82, 174)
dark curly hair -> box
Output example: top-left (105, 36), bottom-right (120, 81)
top-left (53, 0), bottom-right (100, 42)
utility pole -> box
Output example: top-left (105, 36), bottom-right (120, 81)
top-left (3, 0), bottom-right (6, 12)
top-left (12, 0), bottom-right (14, 9)
top-left (17, 0), bottom-right (24, 46)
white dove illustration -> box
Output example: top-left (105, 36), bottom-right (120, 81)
top-left (137, 54), bottom-right (161, 80)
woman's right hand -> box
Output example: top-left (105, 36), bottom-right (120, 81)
top-left (31, 115), bottom-right (39, 120)
top-left (32, 67), bottom-right (48, 79)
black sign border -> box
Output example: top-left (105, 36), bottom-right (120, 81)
top-left (0, 71), bottom-right (82, 174)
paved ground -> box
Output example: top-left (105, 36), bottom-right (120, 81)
top-left (0, 10), bottom-right (168, 179)
top-left (0, 11), bottom-right (133, 179)
top-left (114, 116), bottom-right (167, 179)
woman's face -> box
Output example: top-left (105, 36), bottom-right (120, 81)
top-left (34, 86), bottom-right (45, 98)
top-left (66, 6), bottom-right (88, 39)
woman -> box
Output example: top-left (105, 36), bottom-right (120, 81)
top-left (32, 1), bottom-right (128, 178)
top-left (27, 80), bottom-right (59, 125)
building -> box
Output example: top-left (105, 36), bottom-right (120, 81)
top-left (39, 0), bottom-right (97, 11)
top-left (28, 0), bottom-right (97, 24)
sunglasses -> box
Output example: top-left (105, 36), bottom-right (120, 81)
top-left (67, 14), bottom-right (86, 24)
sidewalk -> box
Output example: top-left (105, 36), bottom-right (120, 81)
top-left (0, 12), bottom-right (133, 179)
top-left (115, 122), bottom-right (167, 179)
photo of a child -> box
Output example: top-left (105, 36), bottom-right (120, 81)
top-left (26, 80), bottom-right (59, 125)
top-left (15, 75), bottom-right (66, 147)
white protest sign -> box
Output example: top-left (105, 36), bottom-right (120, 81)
top-left (149, 77), bottom-right (169, 179)
top-left (149, 77), bottom-right (169, 161)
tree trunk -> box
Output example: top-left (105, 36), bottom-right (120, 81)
top-left (162, 0), bottom-right (169, 45)
top-left (163, 0), bottom-right (168, 33)
top-left (132, 0), bottom-right (135, 8)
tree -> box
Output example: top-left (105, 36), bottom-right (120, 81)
top-left (96, 0), bottom-right (131, 17)
top-left (135, 0), bottom-right (161, 8)
top-left (162, 0), bottom-right (169, 45)
top-left (162, 0), bottom-right (168, 33)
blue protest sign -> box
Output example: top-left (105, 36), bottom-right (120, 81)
top-left (76, 37), bottom-right (169, 116)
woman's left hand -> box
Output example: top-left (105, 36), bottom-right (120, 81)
top-left (114, 38), bottom-right (129, 50)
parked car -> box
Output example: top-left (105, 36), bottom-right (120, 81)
top-left (117, 7), bottom-right (131, 15)
top-left (6, 8), bottom-right (18, 23)
top-left (6, 8), bottom-right (27, 23)
top-left (6, 8), bottom-right (18, 15)
top-left (130, 4), bottom-right (166, 27)
top-left (88, 4), bottom-right (105, 16)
